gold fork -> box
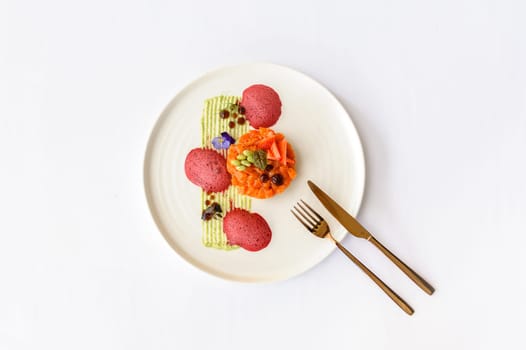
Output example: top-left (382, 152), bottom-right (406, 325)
top-left (292, 200), bottom-right (414, 315)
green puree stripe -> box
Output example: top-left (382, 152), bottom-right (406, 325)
top-left (200, 96), bottom-right (251, 250)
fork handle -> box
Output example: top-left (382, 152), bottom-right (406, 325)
top-left (369, 236), bottom-right (435, 295)
top-left (334, 241), bottom-right (414, 315)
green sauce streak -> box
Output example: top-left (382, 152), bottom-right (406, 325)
top-left (201, 96), bottom-right (251, 250)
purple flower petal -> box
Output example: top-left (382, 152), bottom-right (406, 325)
top-left (211, 136), bottom-right (231, 150)
top-left (221, 132), bottom-right (235, 145)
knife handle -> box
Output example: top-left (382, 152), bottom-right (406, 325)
top-left (334, 240), bottom-right (414, 315)
top-left (369, 236), bottom-right (435, 295)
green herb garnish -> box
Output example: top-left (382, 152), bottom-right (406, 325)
top-left (253, 150), bottom-right (268, 170)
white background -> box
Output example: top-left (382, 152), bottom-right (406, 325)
top-left (1, 0), bottom-right (525, 349)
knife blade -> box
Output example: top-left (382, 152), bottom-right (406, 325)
top-left (307, 180), bottom-right (371, 239)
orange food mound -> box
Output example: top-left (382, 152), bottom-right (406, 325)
top-left (227, 128), bottom-right (297, 199)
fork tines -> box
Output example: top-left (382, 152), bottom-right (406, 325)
top-left (291, 200), bottom-right (323, 232)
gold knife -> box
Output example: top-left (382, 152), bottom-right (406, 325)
top-left (308, 180), bottom-right (435, 295)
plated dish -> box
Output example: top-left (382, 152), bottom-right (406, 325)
top-left (144, 63), bottom-right (365, 282)
top-left (184, 84), bottom-right (296, 252)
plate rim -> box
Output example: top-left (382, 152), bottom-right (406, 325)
top-left (143, 62), bottom-right (366, 283)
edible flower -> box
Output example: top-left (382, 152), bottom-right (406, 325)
top-left (221, 132), bottom-right (235, 145)
top-left (201, 202), bottom-right (222, 221)
top-left (211, 132), bottom-right (235, 150)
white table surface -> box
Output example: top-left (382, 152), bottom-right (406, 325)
top-left (1, 1), bottom-right (525, 349)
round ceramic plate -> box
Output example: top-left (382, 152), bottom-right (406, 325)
top-left (144, 63), bottom-right (365, 282)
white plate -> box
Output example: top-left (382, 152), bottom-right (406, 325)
top-left (144, 63), bottom-right (365, 282)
